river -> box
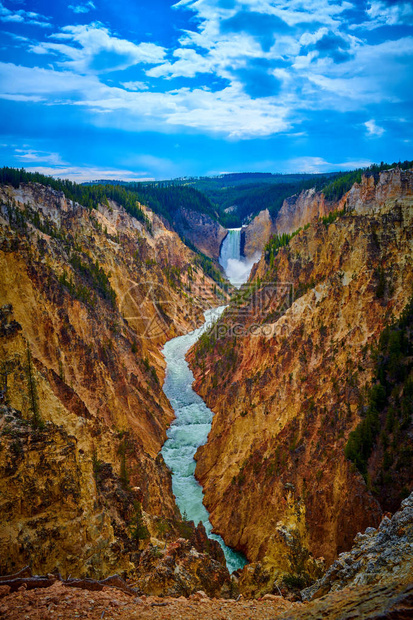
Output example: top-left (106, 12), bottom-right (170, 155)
top-left (161, 306), bottom-right (246, 573)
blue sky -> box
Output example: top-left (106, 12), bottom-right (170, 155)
top-left (0, 0), bottom-right (412, 181)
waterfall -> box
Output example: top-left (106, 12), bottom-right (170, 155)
top-left (219, 228), bottom-right (241, 270)
top-left (219, 227), bottom-right (256, 286)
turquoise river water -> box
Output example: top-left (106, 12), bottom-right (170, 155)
top-left (161, 306), bottom-right (246, 573)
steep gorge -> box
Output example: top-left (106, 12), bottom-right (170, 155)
top-left (0, 180), bottom-right (229, 589)
top-left (189, 168), bottom-right (413, 592)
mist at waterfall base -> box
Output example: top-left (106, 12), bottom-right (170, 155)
top-left (219, 228), bottom-right (260, 286)
top-left (161, 307), bottom-right (247, 573)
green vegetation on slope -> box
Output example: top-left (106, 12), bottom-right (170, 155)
top-left (0, 167), bottom-right (151, 229)
top-left (117, 183), bottom-right (218, 223)
top-left (95, 172), bottom-right (336, 227)
top-left (322, 160), bottom-right (413, 202)
top-left (264, 231), bottom-right (300, 266)
top-left (184, 173), bottom-right (334, 226)
top-left (345, 295), bottom-right (413, 510)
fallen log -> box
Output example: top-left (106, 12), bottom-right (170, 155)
top-left (98, 575), bottom-right (139, 597)
top-left (63, 579), bottom-right (104, 592)
top-left (0, 566), bottom-right (32, 582)
top-left (63, 575), bottom-right (138, 596)
top-left (0, 577), bottom-right (55, 593)
top-left (0, 569), bottom-right (138, 597)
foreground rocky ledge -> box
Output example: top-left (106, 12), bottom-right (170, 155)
top-left (1, 492), bottom-right (413, 618)
top-left (0, 579), bottom-right (412, 620)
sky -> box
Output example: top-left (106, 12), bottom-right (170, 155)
top-left (0, 0), bottom-right (412, 181)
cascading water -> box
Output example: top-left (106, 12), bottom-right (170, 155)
top-left (161, 306), bottom-right (246, 573)
top-left (219, 228), bottom-right (241, 270)
top-left (219, 228), bottom-right (257, 286)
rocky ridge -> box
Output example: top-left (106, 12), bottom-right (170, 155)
top-left (241, 167), bottom-right (413, 258)
top-left (242, 209), bottom-right (272, 261)
top-left (273, 186), bottom-right (341, 236)
top-left (301, 491), bottom-right (413, 600)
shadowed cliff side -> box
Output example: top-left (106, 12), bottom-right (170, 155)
top-left (172, 206), bottom-right (227, 261)
top-left (188, 168), bottom-right (413, 594)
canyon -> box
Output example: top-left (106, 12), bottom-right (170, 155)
top-left (0, 167), bottom-right (412, 616)
top-left (0, 179), bottom-right (230, 594)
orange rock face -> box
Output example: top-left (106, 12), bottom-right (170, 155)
top-left (172, 206), bottom-right (227, 261)
top-left (189, 169), bottom-right (413, 582)
top-left (0, 181), bottom-right (227, 578)
top-left (274, 188), bottom-right (341, 236)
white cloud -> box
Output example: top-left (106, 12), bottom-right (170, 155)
top-left (365, 119), bottom-right (385, 137)
top-left (367, 1), bottom-right (413, 27)
top-left (31, 24), bottom-right (166, 73)
top-left (0, 61), bottom-right (290, 138)
top-left (149, 29), bottom-right (270, 82)
top-left (287, 156), bottom-right (373, 173)
top-left (0, 61), bottom-right (101, 96)
top-left (14, 148), bottom-right (66, 165)
top-left (287, 156), bottom-right (330, 173)
top-left (295, 36), bottom-right (413, 112)
top-left (149, 0), bottom-right (411, 120)
top-left (147, 48), bottom-right (213, 79)
top-left (121, 81), bottom-right (149, 91)
top-left (3, 31), bottom-right (30, 42)
top-left (24, 165), bottom-right (154, 183)
top-left (68, 1), bottom-right (96, 14)
top-left (2, 0), bottom-right (413, 142)
top-left (0, 93), bottom-right (45, 101)
top-left (0, 1), bottom-right (51, 27)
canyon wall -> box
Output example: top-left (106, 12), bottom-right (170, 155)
top-left (242, 210), bottom-right (272, 261)
top-left (189, 168), bottom-right (413, 590)
top-left (0, 181), bottom-right (228, 585)
top-left (172, 206), bottom-right (227, 261)
top-left (242, 186), bottom-right (339, 262)
top-left (346, 167), bottom-right (413, 214)
top-left (274, 187), bottom-right (340, 235)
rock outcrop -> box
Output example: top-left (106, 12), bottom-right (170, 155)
top-left (0, 181), bottom-right (228, 584)
top-left (346, 167), bottom-right (413, 214)
top-left (189, 168), bottom-right (413, 588)
top-left (172, 206), bottom-right (227, 261)
top-left (242, 210), bottom-right (272, 261)
top-left (302, 491), bottom-right (413, 600)
top-left (133, 534), bottom-right (230, 597)
top-left (273, 188), bottom-right (339, 235)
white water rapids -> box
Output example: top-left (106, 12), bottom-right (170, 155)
top-left (161, 306), bottom-right (246, 573)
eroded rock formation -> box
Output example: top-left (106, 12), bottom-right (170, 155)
top-left (242, 210), bottom-right (272, 261)
top-left (273, 188), bottom-right (339, 235)
top-left (0, 181), bottom-right (228, 587)
top-left (302, 491), bottom-right (413, 600)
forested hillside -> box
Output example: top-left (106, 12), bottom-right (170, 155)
top-left (88, 161), bottom-right (413, 229)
